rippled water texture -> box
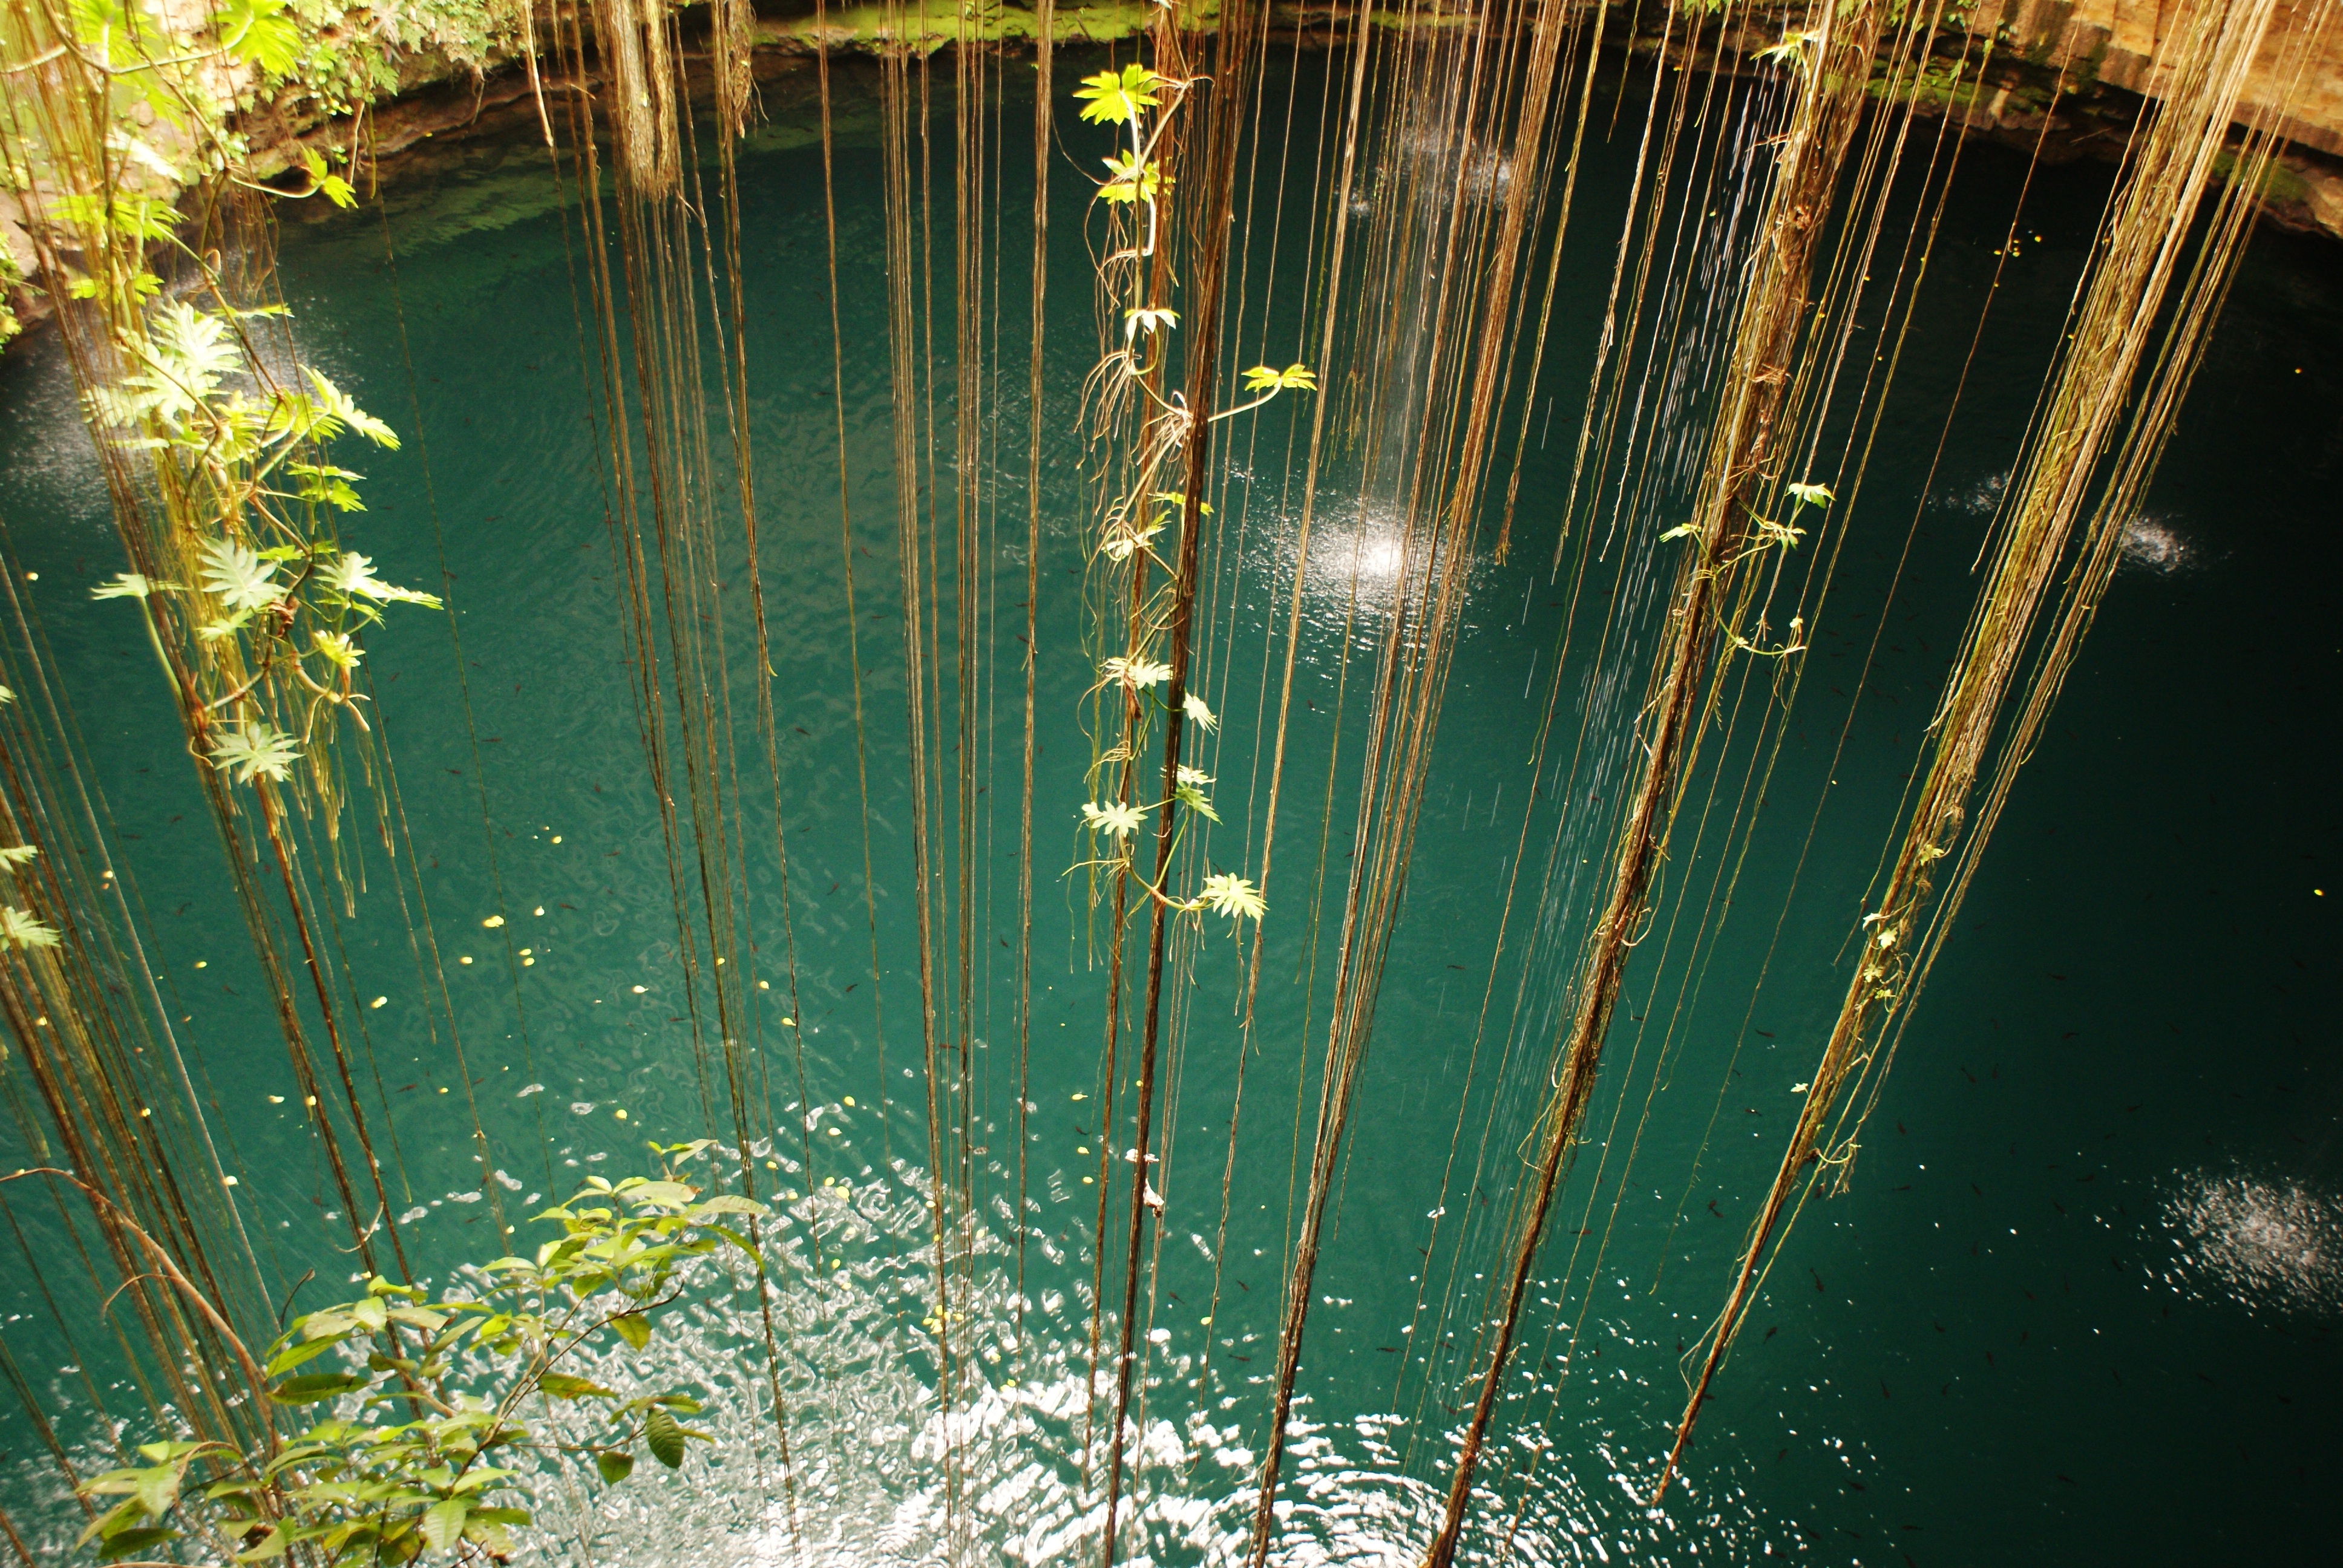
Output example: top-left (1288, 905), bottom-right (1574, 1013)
top-left (1, 54), bottom-right (2339, 1567)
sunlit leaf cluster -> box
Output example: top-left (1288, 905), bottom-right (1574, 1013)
top-left (75, 1160), bottom-right (760, 1564)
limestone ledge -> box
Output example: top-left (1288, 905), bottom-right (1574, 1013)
top-left (6, 0), bottom-right (2338, 341)
top-left (220, 0), bottom-right (2343, 246)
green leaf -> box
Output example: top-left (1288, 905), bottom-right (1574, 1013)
top-left (270, 1370), bottom-right (369, 1404)
top-left (1073, 63), bottom-right (1161, 126)
top-left (690, 1192), bottom-right (768, 1217)
top-left (1240, 362), bottom-right (1318, 394)
top-left (1098, 152), bottom-right (1163, 206)
top-left (91, 572), bottom-right (176, 601)
top-left (199, 537), bottom-right (281, 615)
top-left (1199, 872), bottom-right (1266, 923)
top-left (0, 906), bottom-right (59, 950)
top-left (133, 1463), bottom-right (180, 1519)
top-left (644, 1406), bottom-right (687, 1469)
top-left (301, 368), bottom-right (399, 448)
top-left (76, 1498), bottom-right (139, 1547)
top-left (709, 1223), bottom-right (761, 1261)
top-left (624, 1179), bottom-right (695, 1208)
top-left (594, 1449), bottom-right (635, 1485)
top-left (209, 721), bottom-right (301, 786)
top-left (1659, 522), bottom-right (1700, 541)
top-left (96, 1526), bottom-right (177, 1562)
top-left (609, 1312), bottom-right (652, 1350)
top-left (232, 1523), bottom-right (289, 1561)
top-left (56, 193), bottom-right (179, 244)
top-left (538, 1373), bottom-right (618, 1401)
top-left (218, 0), bottom-right (299, 75)
top-left (420, 1498), bottom-right (467, 1552)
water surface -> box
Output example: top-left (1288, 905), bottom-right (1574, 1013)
top-left (1, 51), bottom-right (2339, 1566)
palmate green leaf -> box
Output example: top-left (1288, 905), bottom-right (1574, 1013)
top-left (323, 550), bottom-right (440, 609)
top-left (1073, 63), bottom-right (1161, 126)
top-left (210, 722), bottom-right (301, 786)
top-left (1098, 152), bottom-right (1163, 206)
top-left (217, 0), bottom-right (300, 76)
top-left (1784, 480), bottom-right (1836, 508)
top-left (644, 1406), bottom-right (687, 1469)
top-left (1099, 655), bottom-right (1171, 690)
top-left (0, 844), bottom-right (36, 871)
top-left (1081, 799), bottom-right (1145, 840)
top-left (287, 462), bottom-right (364, 512)
top-left (65, 0), bottom-right (136, 67)
top-left (1240, 362), bottom-right (1318, 394)
top-left (92, 572), bottom-right (178, 600)
top-left (1123, 305), bottom-right (1178, 339)
top-left (88, 302), bottom-right (241, 428)
top-left (200, 537), bottom-right (282, 615)
top-left (55, 192), bottom-right (179, 244)
top-left (0, 905), bottom-right (61, 950)
top-left (301, 367), bottom-right (398, 447)
top-left (150, 301), bottom-right (242, 391)
top-left (1199, 872), bottom-right (1266, 923)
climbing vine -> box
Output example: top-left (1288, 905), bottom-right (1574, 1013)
top-left (1068, 57), bottom-right (1304, 931)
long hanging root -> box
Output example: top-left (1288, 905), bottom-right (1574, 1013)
top-left (1656, 0), bottom-right (2317, 1502)
top-left (1415, 4), bottom-right (1889, 1561)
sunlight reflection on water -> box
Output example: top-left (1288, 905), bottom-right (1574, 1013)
top-left (2115, 514), bottom-right (2200, 575)
top-left (469, 1156), bottom-right (1755, 1568)
top-left (2163, 1166), bottom-right (2343, 1320)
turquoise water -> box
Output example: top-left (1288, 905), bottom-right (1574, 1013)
top-left (2, 51), bottom-right (2340, 1566)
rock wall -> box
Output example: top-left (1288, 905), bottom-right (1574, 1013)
top-left (6, 0), bottom-right (2338, 344)
top-left (1964, 0), bottom-right (2343, 237)
top-left (1979, 0), bottom-right (2342, 156)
